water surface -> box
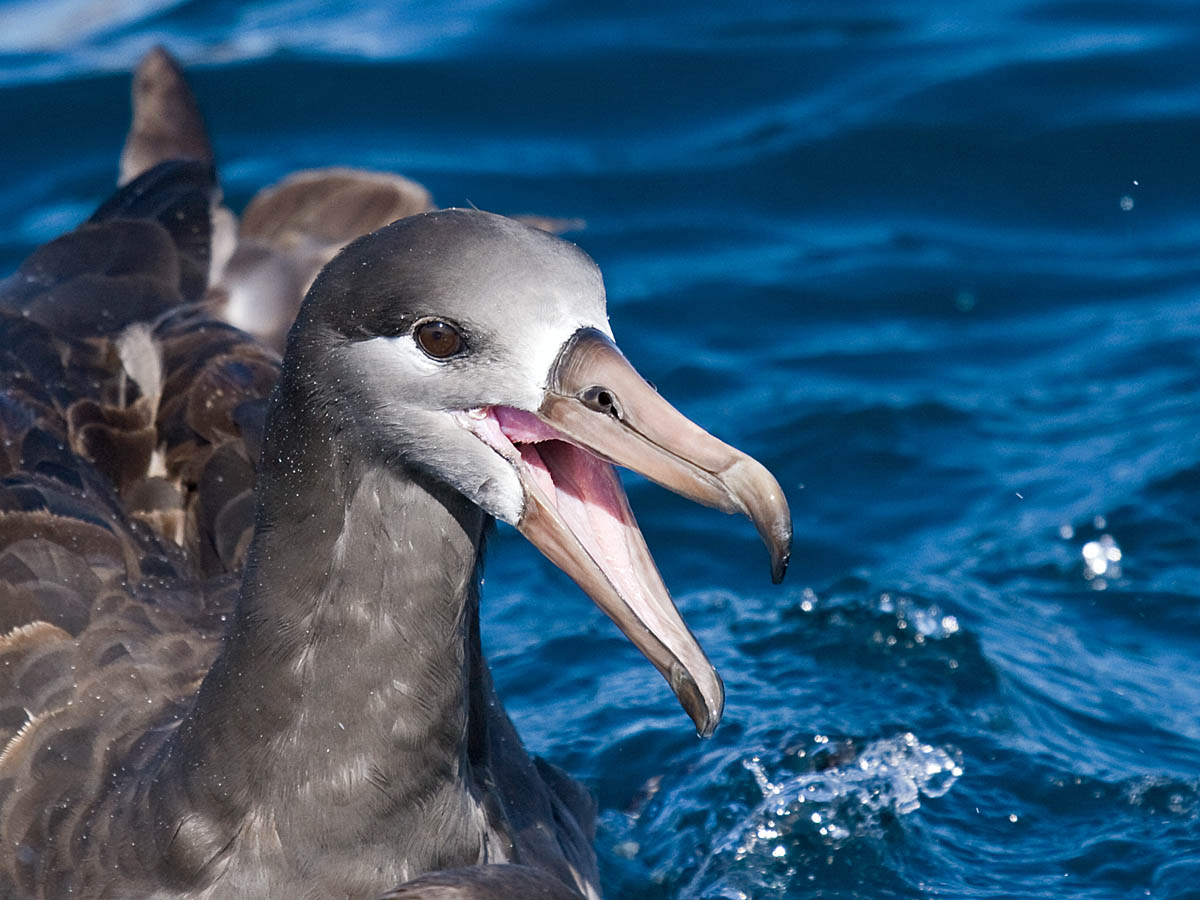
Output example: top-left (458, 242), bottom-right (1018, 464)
top-left (2, 2), bottom-right (1199, 897)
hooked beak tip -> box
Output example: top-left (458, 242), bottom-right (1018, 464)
top-left (772, 548), bottom-right (790, 585)
top-left (670, 661), bottom-right (724, 738)
top-left (719, 455), bottom-right (793, 586)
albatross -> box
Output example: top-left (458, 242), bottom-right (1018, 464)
top-left (0, 58), bottom-right (791, 900)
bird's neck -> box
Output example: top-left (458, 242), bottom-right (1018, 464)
top-left (152, 368), bottom-right (504, 887)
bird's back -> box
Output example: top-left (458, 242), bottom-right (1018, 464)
top-left (0, 161), bottom-right (276, 898)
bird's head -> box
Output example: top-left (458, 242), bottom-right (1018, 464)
top-left (289, 209), bottom-right (791, 736)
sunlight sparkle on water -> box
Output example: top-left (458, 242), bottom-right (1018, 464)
top-left (1082, 534), bottom-right (1122, 582)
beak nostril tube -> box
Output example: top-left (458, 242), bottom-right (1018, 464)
top-left (580, 386), bottom-right (622, 419)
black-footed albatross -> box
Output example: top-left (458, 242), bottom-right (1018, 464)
top-left (0, 76), bottom-right (790, 900)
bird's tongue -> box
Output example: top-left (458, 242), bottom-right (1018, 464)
top-left (490, 407), bottom-right (646, 607)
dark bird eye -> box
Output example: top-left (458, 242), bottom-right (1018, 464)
top-left (414, 320), bottom-right (465, 359)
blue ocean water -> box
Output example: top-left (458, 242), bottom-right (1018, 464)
top-left (2, 2), bottom-right (1199, 897)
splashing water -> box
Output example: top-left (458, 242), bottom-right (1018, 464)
top-left (684, 734), bottom-right (962, 898)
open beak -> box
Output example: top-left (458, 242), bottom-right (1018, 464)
top-left (460, 328), bottom-right (791, 737)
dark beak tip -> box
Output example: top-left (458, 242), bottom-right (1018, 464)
top-left (692, 697), bottom-right (723, 739)
top-left (721, 458), bottom-right (792, 588)
top-left (767, 518), bottom-right (792, 584)
top-left (671, 661), bottom-right (724, 739)
top-left (771, 550), bottom-right (790, 585)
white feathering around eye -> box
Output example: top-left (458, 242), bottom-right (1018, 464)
top-left (511, 314), bottom-right (612, 400)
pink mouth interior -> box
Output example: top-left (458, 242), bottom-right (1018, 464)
top-left (455, 406), bottom-right (645, 601)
